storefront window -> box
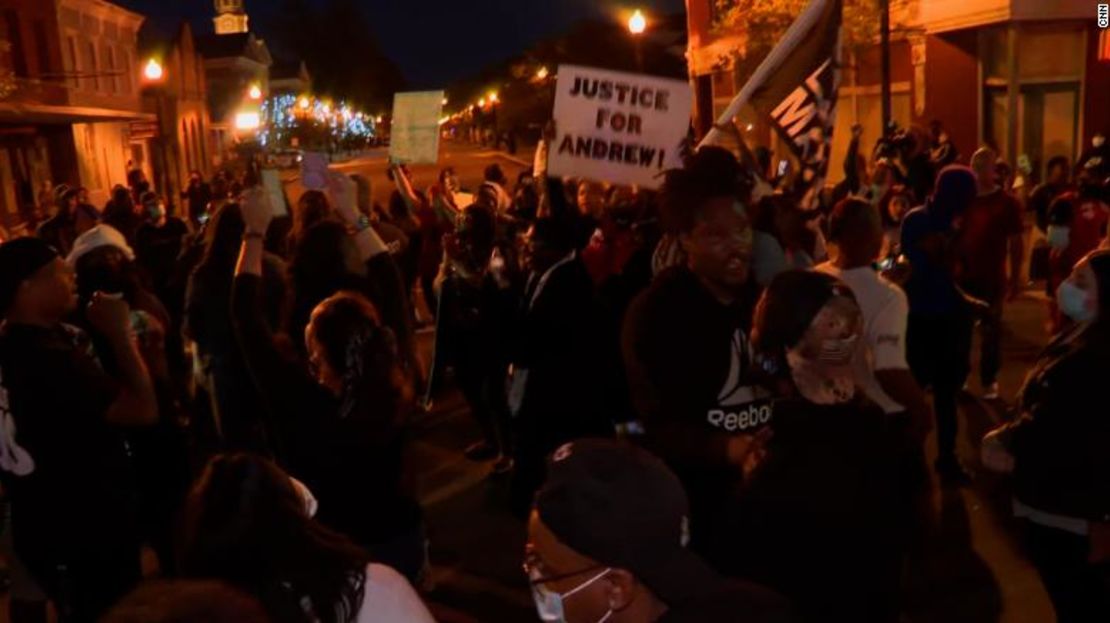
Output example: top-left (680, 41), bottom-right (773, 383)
top-left (982, 25), bottom-right (1084, 176)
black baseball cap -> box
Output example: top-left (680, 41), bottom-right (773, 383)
top-left (0, 237), bottom-right (59, 315)
top-left (534, 439), bottom-right (723, 607)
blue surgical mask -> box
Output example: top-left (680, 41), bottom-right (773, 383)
top-left (1057, 281), bottom-right (1095, 323)
top-left (530, 567), bottom-right (612, 623)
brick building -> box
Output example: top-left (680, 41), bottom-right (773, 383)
top-left (0, 0), bottom-right (155, 233)
top-left (196, 0), bottom-right (271, 164)
top-left (686, 0), bottom-right (1110, 182)
top-left (139, 21), bottom-right (212, 202)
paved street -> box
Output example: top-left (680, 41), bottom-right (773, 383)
top-left (282, 141), bottom-right (531, 212)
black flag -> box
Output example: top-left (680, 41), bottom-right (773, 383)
top-left (748, 0), bottom-right (843, 209)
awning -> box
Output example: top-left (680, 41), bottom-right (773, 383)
top-left (0, 102), bottom-right (156, 125)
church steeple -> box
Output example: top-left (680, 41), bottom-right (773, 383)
top-left (213, 0), bottom-right (249, 35)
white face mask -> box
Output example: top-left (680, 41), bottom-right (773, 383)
top-left (1057, 281), bottom-right (1095, 323)
top-left (818, 334), bottom-right (860, 365)
top-left (786, 349), bottom-right (857, 405)
top-left (530, 568), bottom-right (612, 623)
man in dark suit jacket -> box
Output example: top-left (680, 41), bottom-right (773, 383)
top-left (508, 217), bottom-right (613, 516)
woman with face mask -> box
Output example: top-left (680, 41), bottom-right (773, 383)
top-left (728, 270), bottom-right (916, 622)
top-left (981, 249), bottom-right (1110, 622)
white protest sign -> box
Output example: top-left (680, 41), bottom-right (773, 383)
top-left (390, 90), bottom-right (444, 165)
top-left (548, 65), bottom-right (691, 189)
top-left (261, 169), bottom-right (288, 217)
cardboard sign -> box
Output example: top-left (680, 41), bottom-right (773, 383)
top-left (390, 90), bottom-right (444, 165)
top-left (548, 65), bottom-right (692, 189)
top-left (261, 169), bottom-right (288, 217)
top-left (300, 151), bottom-right (329, 191)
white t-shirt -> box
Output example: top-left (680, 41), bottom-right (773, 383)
top-left (815, 263), bottom-right (909, 414)
top-left (356, 564), bottom-right (435, 623)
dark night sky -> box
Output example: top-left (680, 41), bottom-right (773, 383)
top-left (115, 0), bottom-right (686, 88)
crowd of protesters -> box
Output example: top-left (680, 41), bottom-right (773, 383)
top-left (0, 121), bottom-right (1107, 623)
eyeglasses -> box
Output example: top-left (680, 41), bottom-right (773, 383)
top-left (523, 551), bottom-right (605, 586)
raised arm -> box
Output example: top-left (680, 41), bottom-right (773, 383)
top-left (232, 186), bottom-right (320, 412)
top-left (389, 163), bottom-right (420, 215)
top-left (535, 123), bottom-right (552, 218)
top-left (86, 294), bottom-right (158, 427)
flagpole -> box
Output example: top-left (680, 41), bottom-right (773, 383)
top-left (880, 0), bottom-right (892, 132)
top-left (697, 0), bottom-right (831, 149)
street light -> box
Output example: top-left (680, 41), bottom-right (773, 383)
top-left (143, 58), bottom-right (164, 82)
top-left (628, 9), bottom-right (647, 35)
top-left (536, 66), bottom-right (550, 81)
top-left (488, 91), bottom-right (499, 104)
top-left (298, 96), bottom-right (311, 110)
top-left (478, 98), bottom-right (486, 107)
top-left (441, 97), bottom-right (448, 106)
top-left (141, 58), bottom-right (172, 199)
top-left (248, 84), bottom-right (262, 100)
top-left (235, 111), bottom-right (261, 131)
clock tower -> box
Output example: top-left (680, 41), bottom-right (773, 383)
top-left (213, 0), bottom-right (249, 35)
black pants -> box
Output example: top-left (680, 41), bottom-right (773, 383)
top-left (456, 360), bottom-right (510, 456)
top-left (906, 311), bottom-right (973, 465)
top-left (1024, 521), bottom-right (1110, 623)
top-left (961, 280), bottom-right (1004, 387)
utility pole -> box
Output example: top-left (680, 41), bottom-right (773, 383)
top-left (880, 0), bottom-right (892, 134)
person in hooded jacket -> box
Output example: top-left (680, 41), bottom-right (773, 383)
top-left (981, 248), bottom-right (1110, 622)
top-left (901, 165), bottom-right (983, 485)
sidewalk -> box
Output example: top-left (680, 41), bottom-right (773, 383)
top-left (903, 291), bottom-right (1054, 623)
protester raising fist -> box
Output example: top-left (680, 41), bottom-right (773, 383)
top-left (239, 185), bottom-right (273, 238)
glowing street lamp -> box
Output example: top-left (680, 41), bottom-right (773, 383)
top-left (248, 84), bottom-right (262, 100)
top-left (536, 66), bottom-right (550, 80)
top-left (628, 9), bottom-right (647, 35)
top-left (143, 58), bottom-right (164, 82)
top-left (441, 97), bottom-right (448, 106)
top-left (488, 91), bottom-right (499, 104)
top-left (298, 96), bottom-right (311, 110)
top-left (478, 98), bottom-right (486, 107)
top-left (235, 111), bottom-right (261, 131)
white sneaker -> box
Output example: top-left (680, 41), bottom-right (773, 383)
top-left (983, 382), bottom-right (1000, 400)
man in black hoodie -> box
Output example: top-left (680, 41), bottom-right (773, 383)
top-left (622, 147), bottom-right (770, 567)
